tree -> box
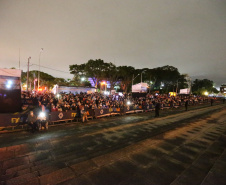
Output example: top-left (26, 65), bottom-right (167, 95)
top-left (118, 66), bottom-right (135, 93)
top-left (146, 65), bottom-right (180, 92)
top-left (84, 59), bottom-right (107, 88)
top-left (21, 70), bottom-right (56, 90)
top-left (103, 63), bottom-right (120, 91)
top-left (192, 79), bottom-right (217, 95)
top-left (69, 64), bottom-right (86, 85)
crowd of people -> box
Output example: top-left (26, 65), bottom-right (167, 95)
top-left (22, 91), bottom-right (214, 115)
top-left (21, 91), bottom-right (222, 133)
top-left (19, 89), bottom-right (226, 134)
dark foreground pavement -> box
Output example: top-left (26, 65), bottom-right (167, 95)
top-left (0, 104), bottom-right (226, 185)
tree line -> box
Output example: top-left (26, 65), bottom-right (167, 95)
top-left (20, 59), bottom-right (219, 95)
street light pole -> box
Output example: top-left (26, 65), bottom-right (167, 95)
top-left (38, 48), bottom-right (43, 90)
top-left (132, 74), bottom-right (140, 92)
top-left (26, 57), bottom-right (31, 91)
top-left (132, 74), bottom-right (140, 86)
top-left (141, 70), bottom-right (146, 84)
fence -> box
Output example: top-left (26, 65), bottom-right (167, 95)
top-left (1, 99), bottom-right (223, 127)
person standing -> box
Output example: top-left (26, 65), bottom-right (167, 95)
top-left (155, 101), bottom-right (161, 117)
top-left (185, 100), bottom-right (188, 111)
top-left (211, 98), bottom-right (214, 106)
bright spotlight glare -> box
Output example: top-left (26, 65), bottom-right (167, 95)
top-left (127, 101), bottom-right (131, 105)
top-left (6, 84), bottom-right (11, 89)
top-left (6, 80), bottom-right (13, 89)
top-left (39, 112), bottom-right (45, 118)
top-left (8, 80), bottom-right (13, 85)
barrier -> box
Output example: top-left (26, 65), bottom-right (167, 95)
top-left (0, 113), bottom-right (26, 128)
top-left (144, 104), bottom-right (155, 111)
top-left (50, 110), bottom-right (77, 123)
top-left (1, 99), bottom-right (218, 128)
top-left (86, 109), bottom-right (95, 119)
top-left (95, 108), bottom-right (111, 118)
top-left (124, 106), bottom-right (135, 114)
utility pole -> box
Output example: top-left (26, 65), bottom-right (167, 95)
top-left (38, 48), bottom-right (43, 90)
top-left (26, 57), bottom-right (31, 91)
top-left (19, 48), bottom-right (20, 69)
top-left (141, 73), bottom-right (142, 84)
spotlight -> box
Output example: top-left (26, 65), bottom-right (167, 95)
top-left (39, 112), bottom-right (45, 118)
top-left (6, 80), bottom-right (13, 89)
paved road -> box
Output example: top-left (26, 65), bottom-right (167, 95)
top-left (0, 104), bottom-right (226, 185)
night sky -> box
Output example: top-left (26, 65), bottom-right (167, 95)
top-left (0, 0), bottom-right (226, 87)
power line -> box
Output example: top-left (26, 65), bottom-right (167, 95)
top-left (30, 63), bottom-right (71, 74)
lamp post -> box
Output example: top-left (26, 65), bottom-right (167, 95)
top-left (132, 74), bottom-right (140, 87)
top-left (132, 74), bottom-right (140, 93)
top-left (38, 48), bottom-right (43, 90)
top-left (141, 70), bottom-right (146, 84)
top-left (26, 57), bottom-right (31, 91)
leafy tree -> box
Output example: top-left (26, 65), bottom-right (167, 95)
top-left (118, 66), bottom-right (135, 92)
top-left (192, 79), bottom-right (217, 95)
top-left (84, 59), bottom-right (107, 88)
top-left (103, 63), bottom-right (120, 91)
top-left (21, 70), bottom-right (55, 90)
top-left (69, 64), bottom-right (86, 85)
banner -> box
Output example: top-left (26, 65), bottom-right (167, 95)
top-left (50, 110), bottom-right (77, 122)
top-left (94, 108), bottom-right (110, 117)
top-left (124, 106), bottom-right (135, 114)
top-left (0, 113), bottom-right (23, 127)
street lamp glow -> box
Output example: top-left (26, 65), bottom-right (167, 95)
top-left (204, 91), bottom-right (209, 96)
top-left (81, 77), bottom-right (85, 81)
top-left (127, 101), bottom-right (131, 105)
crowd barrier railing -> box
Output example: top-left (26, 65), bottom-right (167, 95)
top-left (1, 99), bottom-right (222, 127)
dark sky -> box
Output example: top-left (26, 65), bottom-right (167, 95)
top-left (0, 0), bottom-right (226, 87)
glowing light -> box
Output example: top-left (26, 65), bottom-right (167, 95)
top-left (6, 80), bottom-right (13, 89)
top-left (104, 91), bottom-right (109, 95)
top-left (204, 91), bottom-right (209, 96)
top-left (102, 81), bottom-right (106, 84)
top-left (81, 77), bottom-right (85, 81)
top-left (127, 101), bottom-right (131, 105)
top-left (39, 112), bottom-right (45, 118)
